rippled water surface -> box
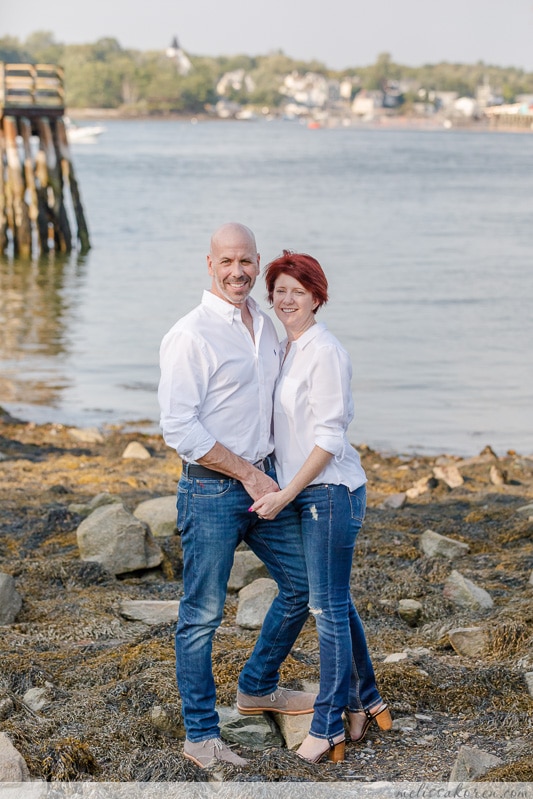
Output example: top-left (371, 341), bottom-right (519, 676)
top-left (1, 119), bottom-right (532, 455)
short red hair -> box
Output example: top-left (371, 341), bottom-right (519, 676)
top-left (264, 250), bottom-right (329, 313)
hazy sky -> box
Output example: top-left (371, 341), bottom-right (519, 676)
top-left (4, 0), bottom-right (533, 71)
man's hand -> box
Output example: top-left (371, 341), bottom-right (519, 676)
top-left (196, 442), bottom-right (280, 501)
top-left (242, 470), bottom-right (280, 502)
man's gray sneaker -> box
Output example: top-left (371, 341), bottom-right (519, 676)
top-left (236, 687), bottom-right (316, 715)
top-left (183, 737), bottom-right (249, 768)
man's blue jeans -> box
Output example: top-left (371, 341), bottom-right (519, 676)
top-left (175, 467), bottom-right (309, 742)
top-left (293, 482), bottom-right (382, 740)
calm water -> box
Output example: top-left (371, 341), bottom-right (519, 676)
top-left (1, 119), bottom-right (532, 456)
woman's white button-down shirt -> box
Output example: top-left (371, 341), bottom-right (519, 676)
top-left (273, 322), bottom-right (367, 491)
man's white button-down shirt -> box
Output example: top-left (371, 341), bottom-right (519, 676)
top-left (158, 290), bottom-right (280, 464)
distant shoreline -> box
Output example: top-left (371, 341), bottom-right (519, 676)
top-left (66, 108), bottom-right (531, 133)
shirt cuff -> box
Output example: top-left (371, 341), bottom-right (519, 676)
top-left (315, 432), bottom-right (345, 459)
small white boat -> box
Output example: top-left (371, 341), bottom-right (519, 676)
top-left (65, 117), bottom-right (106, 143)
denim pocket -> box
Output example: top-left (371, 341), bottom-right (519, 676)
top-left (348, 485), bottom-right (367, 523)
top-left (192, 477), bottom-right (233, 498)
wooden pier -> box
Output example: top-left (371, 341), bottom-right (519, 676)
top-left (0, 62), bottom-right (90, 258)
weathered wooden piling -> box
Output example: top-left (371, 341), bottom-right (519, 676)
top-left (0, 62), bottom-right (91, 258)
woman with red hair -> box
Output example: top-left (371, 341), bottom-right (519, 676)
top-left (251, 250), bottom-right (391, 764)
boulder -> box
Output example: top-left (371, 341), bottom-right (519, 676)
top-left (0, 732), bottom-right (30, 781)
top-left (77, 503), bottom-right (163, 575)
top-left (219, 708), bottom-right (283, 749)
top-left (133, 496), bottom-right (178, 538)
top-left (420, 529), bottom-right (470, 559)
top-left (228, 550), bottom-right (269, 592)
top-left (0, 573), bottom-right (22, 624)
top-left (433, 464), bottom-right (464, 488)
top-left (448, 627), bottom-right (488, 657)
top-left (379, 492), bottom-right (407, 510)
top-left (236, 578), bottom-right (278, 630)
top-left (443, 570), bottom-right (494, 611)
top-left (272, 712), bottom-right (312, 750)
top-left (69, 491), bottom-right (122, 517)
top-left (122, 441), bottom-right (151, 459)
top-left (449, 745), bottom-right (503, 781)
top-left (120, 600), bottom-right (179, 625)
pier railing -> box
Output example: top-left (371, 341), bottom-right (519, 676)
top-left (1, 62), bottom-right (90, 258)
top-left (0, 63), bottom-right (65, 114)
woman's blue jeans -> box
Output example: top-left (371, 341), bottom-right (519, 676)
top-left (293, 482), bottom-right (381, 740)
top-left (175, 467), bottom-right (309, 742)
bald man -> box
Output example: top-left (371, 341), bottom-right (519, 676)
top-left (159, 223), bottom-right (314, 768)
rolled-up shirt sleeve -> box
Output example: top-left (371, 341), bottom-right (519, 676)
top-left (309, 345), bottom-right (353, 459)
top-left (158, 328), bottom-right (216, 461)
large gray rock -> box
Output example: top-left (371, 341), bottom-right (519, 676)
top-left (449, 745), bottom-right (503, 781)
top-left (236, 578), bottom-right (278, 629)
top-left (379, 492), bottom-right (407, 510)
top-left (420, 529), bottom-right (470, 559)
top-left (69, 491), bottom-right (122, 517)
top-left (443, 570), bottom-right (494, 611)
top-left (77, 503), bottom-right (163, 575)
top-left (448, 627), bottom-right (488, 657)
top-left (0, 732), bottom-right (31, 780)
top-left (0, 573), bottom-right (22, 624)
top-left (272, 712), bottom-right (312, 749)
top-left (133, 496), bottom-right (178, 538)
top-left (525, 672), bottom-right (533, 699)
top-left (120, 600), bottom-right (179, 625)
top-left (219, 707), bottom-right (283, 749)
top-left (228, 550), bottom-right (269, 592)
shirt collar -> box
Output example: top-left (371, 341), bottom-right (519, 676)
top-left (201, 289), bottom-right (260, 323)
top-left (284, 321), bottom-right (326, 350)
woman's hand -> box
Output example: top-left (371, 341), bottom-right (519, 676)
top-left (249, 489), bottom-right (291, 520)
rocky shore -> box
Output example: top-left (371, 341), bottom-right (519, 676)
top-left (1, 406), bottom-right (532, 784)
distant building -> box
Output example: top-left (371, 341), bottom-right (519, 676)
top-left (279, 71), bottom-right (330, 109)
top-left (216, 70), bottom-right (255, 96)
top-left (352, 90), bottom-right (383, 119)
top-left (476, 78), bottom-right (503, 108)
top-left (166, 36), bottom-right (192, 76)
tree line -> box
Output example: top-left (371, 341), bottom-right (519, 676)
top-left (2, 31), bottom-right (532, 114)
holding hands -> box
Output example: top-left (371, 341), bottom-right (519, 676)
top-left (250, 489), bottom-right (291, 520)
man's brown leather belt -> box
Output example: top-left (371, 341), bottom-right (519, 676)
top-left (182, 455), bottom-right (273, 480)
